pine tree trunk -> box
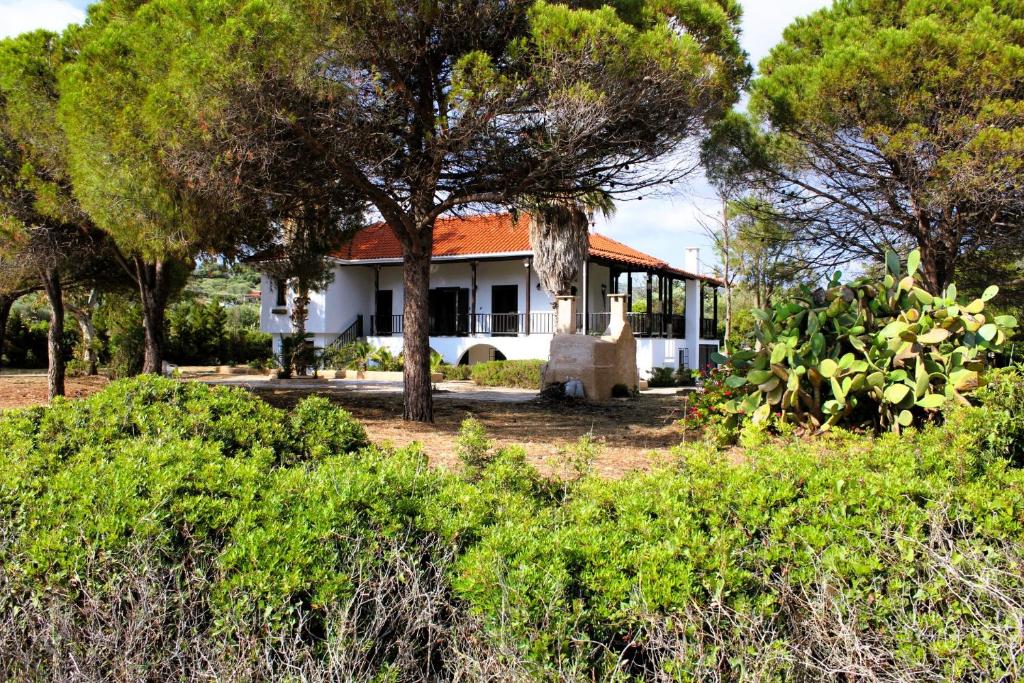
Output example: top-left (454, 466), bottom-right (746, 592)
top-left (290, 283), bottom-right (310, 376)
top-left (402, 245), bottom-right (433, 422)
top-left (136, 257), bottom-right (169, 375)
top-left (74, 312), bottom-right (99, 375)
top-left (0, 295), bottom-right (13, 372)
top-left (42, 268), bottom-right (65, 399)
top-left (722, 200), bottom-right (732, 351)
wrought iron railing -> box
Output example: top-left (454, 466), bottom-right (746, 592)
top-left (370, 314), bottom-right (404, 336)
top-left (326, 315), bottom-right (364, 349)
top-left (368, 311), bottom-right (705, 339)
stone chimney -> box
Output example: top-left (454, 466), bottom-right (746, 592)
top-left (684, 247), bottom-right (700, 274)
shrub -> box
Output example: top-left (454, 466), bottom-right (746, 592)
top-left (452, 417), bottom-right (1024, 679)
top-left (4, 377), bottom-right (1024, 681)
top-left (972, 365), bottom-right (1024, 464)
top-left (679, 364), bottom-right (751, 445)
top-left (455, 417), bottom-right (493, 473)
top-left (438, 363), bottom-right (473, 381)
top-left (674, 367), bottom-right (696, 386)
top-left (286, 395), bottom-right (369, 463)
top-left (646, 367), bottom-right (676, 388)
top-left (470, 359), bottom-right (544, 389)
top-left (716, 250), bottom-right (1017, 432)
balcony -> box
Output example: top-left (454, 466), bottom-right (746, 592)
top-left (368, 311), bottom-right (720, 339)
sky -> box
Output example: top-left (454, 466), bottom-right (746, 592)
top-left (0, 0), bottom-right (832, 273)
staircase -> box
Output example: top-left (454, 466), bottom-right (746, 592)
top-left (326, 315), bottom-right (364, 351)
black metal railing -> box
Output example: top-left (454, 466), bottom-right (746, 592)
top-left (368, 311), bottom-right (704, 339)
top-left (327, 315), bottom-right (363, 348)
top-left (370, 314), bottom-right (404, 336)
top-left (576, 312), bottom-right (686, 338)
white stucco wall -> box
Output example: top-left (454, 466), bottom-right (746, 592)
top-left (260, 257), bottom-right (718, 373)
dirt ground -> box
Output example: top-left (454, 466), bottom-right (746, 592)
top-left (251, 384), bottom-right (693, 477)
top-left (0, 374), bottom-right (696, 477)
top-left (0, 374), bottom-right (111, 409)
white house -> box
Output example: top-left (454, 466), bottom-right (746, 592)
top-left (257, 212), bottom-right (722, 377)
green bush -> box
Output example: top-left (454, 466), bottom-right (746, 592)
top-left (470, 359), bottom-right (544, 389)
top-left (646, 367), bottom-right (675, 388)
top-left (287, 395), bottom-right (369, 463)
top-left (438, 363), bottom-right (473, 380)
top-left (674, 367), bottom-right (696, 386)
top-left (3, 376), bottom-right (1024, 680)
top-left (972, 365), bottom-right (1024, 464)
top-left (455, 416), bottom-right (493, 473)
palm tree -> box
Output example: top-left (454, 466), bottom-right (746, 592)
top-left (523, 192), bottom-right (615, 297)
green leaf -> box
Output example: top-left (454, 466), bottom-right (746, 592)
top-left (709, 352), bottom-right (729, 365)
top-left (897, 410), bottom-right (914, 427)
top-left (747, 369), bottom-right (774, 385)
top-left (911, 287), bottom-right (933, 305)
top-left (884, 384), bottom-right (910, 404)
top-left (819, 358), bottom-right (839, 378)
top-left (724, 375), bottom-right (748, 389)
top-left (885, 250), bottom-right (900, 276)
top-left (916, 328), bottom-right (949, 345)
top-left (916, 394), bottom-right (946, 409)
top-left (981, 285), bottom-right (999, 302)
top-left (906, 249), bottom-right (921, 276)
top-left (880, 321), bottom-right (907, 338)
top-left (770, 344), bottom-right (787, 365)
top-left (994, 315), bottom-right (1017, 328)
top-left (978, 324), bottom-right (997, 341)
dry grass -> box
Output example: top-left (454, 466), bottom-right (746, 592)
top-left (250, 386), bottom-right (690, 477)
top-left (0, 374), bottom-right (694, 478)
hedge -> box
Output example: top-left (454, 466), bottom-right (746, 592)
top-left (470, 359), bottom-right (544, 389)
top-left (1, 372), bottom-right (1023, 680)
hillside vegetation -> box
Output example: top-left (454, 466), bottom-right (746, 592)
top-left (1, 374), bottom-right (1023, 681)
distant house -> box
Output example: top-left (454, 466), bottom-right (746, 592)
top-left (256, 212), bottom-right (721, 377)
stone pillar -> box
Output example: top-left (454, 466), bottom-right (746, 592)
top-left (556, 295), bottom-right (577, 335)
top-left (608, 293), bottom-right (628, 337)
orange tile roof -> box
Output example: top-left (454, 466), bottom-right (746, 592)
top-left (329, 212), bottom-right (721, 283)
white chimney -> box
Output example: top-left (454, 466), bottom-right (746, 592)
top-left (684, 247), bottom-right (700, 274)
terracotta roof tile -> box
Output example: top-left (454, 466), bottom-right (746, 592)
top-left (321, 212), bottom-right (722, 284)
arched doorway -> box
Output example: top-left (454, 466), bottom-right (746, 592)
top-left (457, 344), bottom-right (506, 366)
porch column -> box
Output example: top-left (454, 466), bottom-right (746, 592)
top-left (525, 257), bottom-right (532, 335)
top-left (713, 286), bottom-right (719, 340)
top-left (667, 276), bottom-right (674, 338)
top-left (626, 271), bottom-right (632, 310)
top-left (646, 272), bottom-right (653, 335)
top-left (582, 257), bottom-right (590, 334)
top-left (470, 261), bottom-right (477, 335)
top-left (684, 278), bottom-right (700, 370)
top-left (373, 266), bottom-right (380, 335)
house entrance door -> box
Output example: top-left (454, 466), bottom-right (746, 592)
top-left (429, 287), bottom-right (469, 336)
top-left (375, 290), bottom-right (393, 335)
top-left (492, 284), bottom-right (519, 336)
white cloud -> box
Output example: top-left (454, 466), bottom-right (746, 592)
top-left (0, 0), bottom-right (85, 39)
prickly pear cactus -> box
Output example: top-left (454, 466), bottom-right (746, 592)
top-left (714, 250), bottom-right (1018, 432)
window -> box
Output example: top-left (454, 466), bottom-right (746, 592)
top-left (275, 279), bottom-right (287, 307)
